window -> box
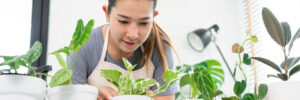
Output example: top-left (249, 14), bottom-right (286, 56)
top-left (0, 0), bottom-right (32, 56)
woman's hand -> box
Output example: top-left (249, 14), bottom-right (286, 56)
top-left (97, 85), bottom-right (118, 100)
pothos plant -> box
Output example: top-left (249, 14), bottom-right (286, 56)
top-left (221, 31), bottom-right (268, 100)
top-left (175, 60), bottom-right (224, 100)
top-left (0, 41), bottom-right (42, 76)
top-left (45, 19), bottom-right (94, 87)
top-left (100, 57), bottom-right (180, 97)
top-left (252, 7), bottom-right (300, 81)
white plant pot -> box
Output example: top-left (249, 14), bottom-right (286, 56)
top-left (47, 85), bottom-right (98, 100)
top-left (110, 95), bottom-right (152, 100)
top-left (265, 81), bottom-right (300, 100)
top-left (0, 75), bottom-right (47, 100)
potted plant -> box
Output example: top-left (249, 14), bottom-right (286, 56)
top-left (101, 57), bottom-right (180, 100)
top-left (175, 60), bottom-right (224, 100)
top-left (221, 32), bottom-right (268, 100)
top-left (251, 7), bottom-right (300, 100)
top-left (45, 19), bottom-right (98, 100)
top-left (0, 41), bottom-right (47, 100)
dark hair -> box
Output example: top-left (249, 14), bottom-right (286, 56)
top-left (108, 0), bottom-right (157, 15)
top-left (107, 0), bottom-right (182, 76)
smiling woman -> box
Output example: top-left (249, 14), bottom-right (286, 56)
top-left (67, 0), bottom-right (182, 100)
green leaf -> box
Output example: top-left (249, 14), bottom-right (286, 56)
top-left (250, 36), bottom-right (258, 43)
top-left (122, 57), bottom-right (135, 72)
top-left (194, 60), bottom-right (224, 88)
top-left (258, 84), bottom-right (268, 99)
top-left (280, 57), bottom-right (300, 70)
top-left (22, 41), bottom-right (42, 64)
top-left (214, 90), bottom-right (223, 97)
top-left (1, 56), bottom-right (25, 69)
top-left (234, 80), bottom-right (246, 97)
top-left (141, 79), bottom-right (156, 87)
top-left (53, 53), bottom-right (67, 69)
top-left (222, 96), bottom-right (238, 100)
top-left (164, 68), bottom-right (180, 86)
top-left (194, 68), bottom-right (215, 100)
top-left (69, 19), bottom-right (94, 51)
top-left (281, 22), bottom-right (291, 46)
top-left (179, 74), bottom-right (198, 98)
top-left (252, 57), bottom-right (282, 73)
top-left (288, 28), bottom-right (300, 52)
top-left (289, 64), bottom-right (300, 77)
top-left (262, 7), bottom-right (285, 47)
top-left (49, 69), bottom-right (73, 87)
top-left (241, 93), bottom-right (255, 100)
top-left (51, 46), bottom-right (70, 57)
top-left (100, 69), bottom-right (122, 87)
top-left (2, 56), bottom-right (21, 69)
top-left (243, 53), bottom-right (251, 65)
top-left (176, 64), bottom-right (192, 73)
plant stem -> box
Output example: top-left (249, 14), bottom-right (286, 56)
top-left (283, 46), bottom-right (288, 75)
top-left (72, 49), bottom-right (80, 71)
top-left (238, 39), bottom-right (249, 81)
top-left (27, 63), bottom-right (31, 74)
top-left (14, 69), bottom-right (18, 73)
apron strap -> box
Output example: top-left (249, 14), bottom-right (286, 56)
top-left (100, 27), bottom-right (110, 62)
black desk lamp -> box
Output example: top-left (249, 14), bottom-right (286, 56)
top-left (187, 24), bottom-right (235, 81)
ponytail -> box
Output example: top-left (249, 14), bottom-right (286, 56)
top-left (141, 22), bottom-right (182, 76)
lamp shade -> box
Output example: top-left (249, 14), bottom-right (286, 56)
top-left (187, 25), bottom-right (219, 52)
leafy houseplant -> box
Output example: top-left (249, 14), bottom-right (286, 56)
top-left (252, 7), bottom-right (300, 81)
top-left (0, 41), bottom-right (47, 100)
top-left (101, 57), bottom-right (180, 100)
top-left (221, 31), bottom-right (268, 100)
top-left (175, 60), bottom-right (224, 100)
top-left (251, 7), bottom-right (300, 100)
top-left (46, 19), bottom-right (98, 100)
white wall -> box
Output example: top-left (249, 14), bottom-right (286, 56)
top-left (47, 0), bottom-right (243, 96)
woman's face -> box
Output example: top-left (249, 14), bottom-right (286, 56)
top-left (107, 0), bottom-right (154, 53)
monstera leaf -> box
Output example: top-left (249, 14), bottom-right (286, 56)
top-left (194, 68), bottom-right (215, 100)
top-left (194, 60), bottom-right (224, 88)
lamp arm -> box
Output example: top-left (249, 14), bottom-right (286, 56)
top-left (213, 42), bottom-right (236, 82)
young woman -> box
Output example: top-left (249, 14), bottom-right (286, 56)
top-left (68, 0), bottom-right (181, 100)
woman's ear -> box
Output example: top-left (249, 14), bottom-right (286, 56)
top-left (102, 5), bottom-right (110, 23)
top-left (154, 11), bottom-right (159, 17)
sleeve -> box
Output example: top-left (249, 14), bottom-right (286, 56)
top-left (150, 43), bottom-right (180, 96)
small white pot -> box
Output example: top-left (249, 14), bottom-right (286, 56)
top-left (110, 95), bottom-right (152, 100)
top-left (265, 81), bottom-right (300, 100)
top-left (47, 85), bottom-right (98, 100)
top-left (0, 75), bottom-right (47, 100)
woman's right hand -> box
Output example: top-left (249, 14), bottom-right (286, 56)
top-left (97, 85), bottom-right (118, 100)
